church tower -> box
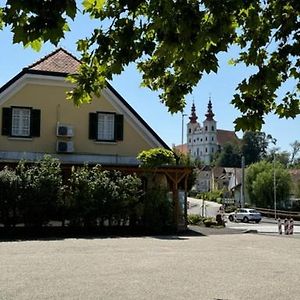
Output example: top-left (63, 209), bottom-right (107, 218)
top-left (202, 99), bottom-right (217, 164)
top-left (186, 98), bottom-right (218, 165)
top-left (187, 102), bottom-right (201, 158)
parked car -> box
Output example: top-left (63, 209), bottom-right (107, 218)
top-left (228, 208), bottom-right (262, 223)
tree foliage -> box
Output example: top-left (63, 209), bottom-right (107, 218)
top-left (1, 1), bottom-right (300, 130)
top-left (241, 131), bottom-right (270, 165)
top-left (245, 160), bottom-right (291, 208)
top-left (289, 140), bottom-right (300, 165)
top-left (215, 143), bottom-right (241, 167)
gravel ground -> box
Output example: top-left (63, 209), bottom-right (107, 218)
top-left (0, 234), bottom-right (300, 300)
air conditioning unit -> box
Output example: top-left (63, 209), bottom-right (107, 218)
top-left (56, 141), bottom-right (74, 153)
top-left (56, 124), bottom-right (74, 137)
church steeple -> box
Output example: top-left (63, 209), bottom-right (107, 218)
top-left (205, 98), bottom-right (215, 121)
top-left (189, 102), bottom-right (198, 123)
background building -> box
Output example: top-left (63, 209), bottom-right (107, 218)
top-left (186, 99), bottom-right (239, 165)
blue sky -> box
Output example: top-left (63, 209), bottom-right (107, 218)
top-left (0, 10), bottom-right (299, 153)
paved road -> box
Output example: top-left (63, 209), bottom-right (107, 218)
top-left (188, 197), bottom-right (300, 234)
top-left (226, 217), bottom-right (300, 234)
top-left (188, 197), bottom-right (221, 217)
top-left (1, 235), bottom-right (300, 300)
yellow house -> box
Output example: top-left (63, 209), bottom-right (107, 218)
top-left (0, 48), bottom-right (170, 165)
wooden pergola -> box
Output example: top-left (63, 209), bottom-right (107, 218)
top-left (103, 165), bottom-right (192, 231)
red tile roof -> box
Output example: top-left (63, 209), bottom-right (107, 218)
top-left (27, 48), bottom-right (80, 74)
top-left (173, 143), bottom-right (188, 154)
top-left (216, 129), bottom-right (240, 146)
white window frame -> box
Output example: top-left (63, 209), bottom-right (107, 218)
top-left (11, 107), bottom-right (31, 137)
top-left (97, 112), bottom-right (115, 141)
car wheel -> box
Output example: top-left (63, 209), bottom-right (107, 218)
top-left (243, 216), bottom-right (249, 223)
top-left (229, 215), bottom-right (234, 222)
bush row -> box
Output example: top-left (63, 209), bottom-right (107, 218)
top-left (0, 155), bottom-right (174, 232)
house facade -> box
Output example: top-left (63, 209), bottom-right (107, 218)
top-left (0, 48), bottom-right (169, 165)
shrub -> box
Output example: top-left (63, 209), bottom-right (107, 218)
top-left (142, 188), bottom-right (174, 232)
top-left (187, 214), bottom-right (202, 225)
top-left (0, 167), bottom-right (20, 227)
top-left (16, 156), bottom-right (62, 227)
top-left (203, 217), bottom-right (217, 227)
top-left (137, 148), bottom-right (176, 167)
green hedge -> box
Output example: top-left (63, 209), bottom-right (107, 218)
top-left (0, 155), bottom-right (174, 233)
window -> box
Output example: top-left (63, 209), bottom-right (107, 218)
top-left (205, 147), bottom-right (207, 152)
top-left (211, 126), bottom-right (214, 131)
top-left (212, 136), bottom-right (214, 141)
top-left (189, 128), bottom-right (191, 133)
top-left (98, 113), bottom-right (115, 140)
top-left (205, 137), bottom-right (207, 141)
top-left (89, 112), bottom-right (123, 141)
top-left (12, 108), bottom-right (30, 137)
top-left (205, 126), bottom-right (208, 131)
top-left (212, 147), bottom-right (214, 153)
top-left (2, 107), bottom-right (40, 138)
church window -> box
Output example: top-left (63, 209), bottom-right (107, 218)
top-left (189, 128), bottom-right (191, 133)
top-left (205, 137), bottom-right (207, 141)
top-left (197, 138), bottom-right (199, 141)
top-left (189, 138), bottom-right (191, 143)
top-left (212, 147), bottom-right (214, 153)
top-left (205, 126), bottom-right (208, 131)
top-left (194, 139), bottom-right (196, 142)
top-left (205, 147), bottom-right (207, 152)
top-left (197, 148), bottom-right (199, 155)
top-left (200, 138), bottom-right (202, 142)
top-left (211, 126), bottom-right (214, 131)
top-left (212, 136), bottom-right (214, 141)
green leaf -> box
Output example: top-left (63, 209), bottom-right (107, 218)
top-left (82, 0), bottom-right (105, 11)
top-left (25, 39), bottom-right (43, 51)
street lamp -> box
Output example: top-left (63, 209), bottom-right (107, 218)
top-left (267, 135), bottom-right (277, 220)
top-left (181, 113), bottom-right (187, 152)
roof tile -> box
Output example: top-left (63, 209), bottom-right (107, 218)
top-left (27, 48), bottom-right (80, 74)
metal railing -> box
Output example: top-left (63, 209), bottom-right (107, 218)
top-left (255, 207), bottom-right (300, 220)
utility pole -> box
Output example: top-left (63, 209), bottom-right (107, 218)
top-left (273, 153), bottom-right (277, 219)
top-left (181, 113), bottom-right (187, 152)
top-left (241, 155), bottom-right (245, 208)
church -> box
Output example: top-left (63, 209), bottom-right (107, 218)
top-left (176, 99), bottom-right (239, 165)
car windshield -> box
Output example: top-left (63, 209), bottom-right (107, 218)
top-left (249, 209), bottom-right (259, 213)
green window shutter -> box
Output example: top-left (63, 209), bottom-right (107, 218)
top-left (89, 113), bottom-right (98, 139)
top-left (31, 109), bottom-right (41, 137)
top-left (2, 107), bottom-right (12, 136)
top-left (115, 114), bottom-right (124, 141)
